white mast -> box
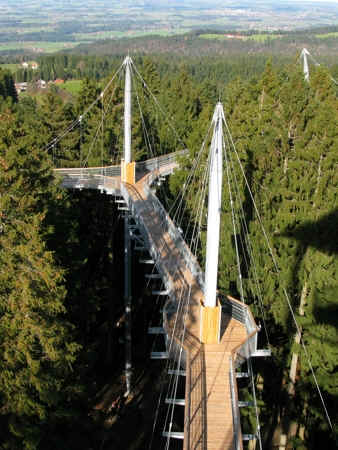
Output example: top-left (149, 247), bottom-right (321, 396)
top-left (204, 102), bottom-right (225, 308)
top-left (301, 48), bottom-right (310, 82)
top-left (123, 56), bottom-right (132, 163)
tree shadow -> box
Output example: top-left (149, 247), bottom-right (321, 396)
top-left (281, 208), bottom-right (338, 256)
top-left (260, 209), bottom-right (338, 448)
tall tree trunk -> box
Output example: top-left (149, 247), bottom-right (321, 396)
top-left (286, 154), bottom-right (323, 441)
top-left (278, 282), bottom-right (308, 447)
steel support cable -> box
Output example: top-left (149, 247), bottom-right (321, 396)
top-left (154, 134), bottom-right (209, 448)
top-left (306, 52), bottom-right (338, 85)
top-left (50, 67), bottom-right (123, 167)
top-left (171, 121), bottom-right (213, 233)
top-left (163, 289), bottom-right (189, 439)
top-left (80, 116), bottom-right (83, 170)
top-left (171, 141), bottom-right (207, 228)
top-left (81, 114), bottom-right (104, 167)
top-left (165, 285), bottom-right (187, 382)
top-left (149, 284), bottom-right (187, 450)
top-left (223, 117), bottom-right (333, 430)
top-left (101, 101), bottom-right (104, 174)
top-left (145, 203), bottom-right (193, 442)
top-left (133, 74), bottom-right (188, 224)
top-left (177, 120), bottom-right (215, 246)
top-left (150, 195), bottom-right (193, 433)
top-left (45, 61), bottom-right (125, 154)
top-left (148, 216), bottom-right (191, 446)
top-left (248, 357), bottom-right (263, 450)
top-left (134, 76), bottom-right (173, 209)
top-left (223, 130), bottom-right (245, 303)
top-left (82, 75), bottom-right (123, 169)
top-left (45, 118), bottom-right (81, 154)
top-left (150, 281), bottom-right (185, 401)
top-left (131, 62), bottom-right (186, 149)
top-left (189, 149), bottom-right (211, 256)
top-left (164, 284), bottom-right (192, 450)
top-left (129, 71), bottom-right (214, 231)
top-left (176, 121), bottom-right (213, 225)
top-left (147, 192), bottom-right (204, 436)
top-left (224, 132), bottom-right (270, 345)
top-left (183, 154), bottom-right (209, 248)
top-left (224, 138), bottom-right (266, 443)
top-left (223, 126), bottom-right (264, 450)
top-left (188, 144), bottom-right (211, 261)
top-left (168, 125), bottom-right (210, 224)
top-left (223, 132), bottom-right (266, 326)
top-left (101, 78), bottom-right (123, 165)
top-left (133, 76), bottom-right (154, 159)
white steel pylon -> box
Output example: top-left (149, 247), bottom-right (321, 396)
top-left (301, 48), bottom-right (310, 82)
top-left (204, 102), bottom-right (225, 308)
top-left (123, 56), bottom-right (132, 164)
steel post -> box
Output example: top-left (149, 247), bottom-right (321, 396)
top-left (124, 214), bottom-right (132, 396)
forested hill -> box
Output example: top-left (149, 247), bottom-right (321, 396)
top-left (0, 55), bottom-right (337, 449)
top-left (69, 27), bottom-right (338, 60)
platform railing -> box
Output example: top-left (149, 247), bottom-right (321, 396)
top-left (143, 183), bottom-right (205, 291)
top-left (229, 356), bottom-right (244, 450)
top-left (221, 295), bottom-right (258, 364)
top-left (136, 150), bottom-right (188, 174)
top-left (54, 150), bottom-right (187, 191)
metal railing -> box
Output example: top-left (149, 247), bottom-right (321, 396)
top-left (53, 150), bottom-right (187, 192)
top-left (54, 165), bottom-right (121, 193)
top-left (221, 295), bottom-right (258, 366)
top-left (120, 183), bottom-right (174, 293)
top-left (229, 356), bottom-right (244, 450)
top-left (143, 183), bottom-right (205, 291)
top-left (136, 150), bottom-right (188, 175)
top-left (54, 165), bottom-right (121, 177)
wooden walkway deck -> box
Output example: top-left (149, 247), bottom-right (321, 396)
top-left (124, 173), bottom-right (252, 450)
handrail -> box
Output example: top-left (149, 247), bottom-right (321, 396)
top-left (142, 182), bottom-right (205, 291)
top-left (136, 149), bottom-right (188, 173)
top-left (53, 150), bottom-right (187, 175)
top-left (229, 356), bottom-right (244, 450)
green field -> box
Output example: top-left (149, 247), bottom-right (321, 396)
top-left (74, 29), bottom-right (184, 41)
top-left (199, 33), bottom-right (282, 42)
top-left (316, 32), bottom-right (338, 39)
top-left (249, 33), bottom-right (282, 42)
top-left (0, 63), bottom-right (20, 72)
top-left (0, 41), bottom-right (86, 53)
top-left (61, 80), bottom-right (82, 95)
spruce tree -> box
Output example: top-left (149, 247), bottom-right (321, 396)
top-left (0, 111), bottom-right (81, 449)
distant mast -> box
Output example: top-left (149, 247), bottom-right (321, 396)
top-left (301, 48), bottom-right (310, 82)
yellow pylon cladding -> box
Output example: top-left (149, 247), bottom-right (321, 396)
top-left (200, 301), bottom-right (222, 344)
top-left (121, 160), bottom-right (136, 184)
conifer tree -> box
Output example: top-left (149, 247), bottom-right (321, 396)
top-left (0, 111), bottom-right (81, 449)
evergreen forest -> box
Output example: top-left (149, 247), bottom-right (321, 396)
top-left (0, 51), bottom-right (337, 450)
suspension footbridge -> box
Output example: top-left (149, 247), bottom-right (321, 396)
top-left (53, 56), bottom-right (266, 449)
top-left (51, 53), bottom-right (333, 449)
top-left (55, 150), bottom-right (263, 449)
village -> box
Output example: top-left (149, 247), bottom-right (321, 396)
top-left (14, 61), bottom-right (66, 94)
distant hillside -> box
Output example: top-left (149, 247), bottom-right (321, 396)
top-left (67, 28), bottom-right (338, 62)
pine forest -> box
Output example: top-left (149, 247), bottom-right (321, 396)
top-left (0, 47), bottom-right (337, 450)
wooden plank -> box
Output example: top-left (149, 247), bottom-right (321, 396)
top-left (200, 303), bottom-right (221, 344)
